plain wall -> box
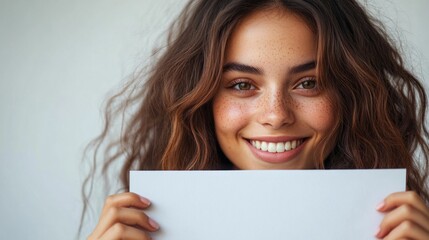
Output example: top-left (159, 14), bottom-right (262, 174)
top-left (0, 0), bottom-right (428, 239)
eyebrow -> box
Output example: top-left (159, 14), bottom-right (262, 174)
top-left (222, 60), bottom-right (317, 75)
top-left (222, 62), bottom-right (263, 74)
top-left (290, 60), bottom-right (316, 74)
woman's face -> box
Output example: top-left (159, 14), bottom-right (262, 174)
top-left (212, 8), bottom-right (336, 170)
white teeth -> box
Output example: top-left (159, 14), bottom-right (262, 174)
top-left (268, 143), bottom-right (276, 153)
top-left (285, 141), bottom-right (291, 151)
top-left (276, 142), bottom-right (285, 152)
top-left (255, 140), bottom-right (261, 149)
top-left (260, 141), bottom-right (268, 151)
top-left (251, 139), bottom-right (304, 153)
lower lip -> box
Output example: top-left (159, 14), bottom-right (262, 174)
top-left (245, 139), bottom-right (306, 164)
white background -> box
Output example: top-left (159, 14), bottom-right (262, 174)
top-left (0, 0), bottom-right (428, 239)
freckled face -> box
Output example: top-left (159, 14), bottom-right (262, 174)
top-left (212, 8), bottom-right (336, 170)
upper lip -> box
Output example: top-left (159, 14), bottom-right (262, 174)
top-left (245, 136), bottom-right (307, 142)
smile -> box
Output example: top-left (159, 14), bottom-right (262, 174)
top-left (250, 139), bottom-right (304, 153)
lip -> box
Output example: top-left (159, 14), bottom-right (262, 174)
top-left (245, 137), bottom-right (307, 164)
top-left (248, 136), bottom-right (304, 142)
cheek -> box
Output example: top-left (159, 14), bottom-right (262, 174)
top-left (296, 97), bottom-right (336, 131)
top-left (212, 96), bottom-right (248, 136)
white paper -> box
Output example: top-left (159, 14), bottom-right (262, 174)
top-left (130, 169), bottom-right (405, 240)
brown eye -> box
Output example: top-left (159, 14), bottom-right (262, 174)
top-left (233, 82), bottom-right (254, 91)
top-left (296, 78), bottom-right (317, 89)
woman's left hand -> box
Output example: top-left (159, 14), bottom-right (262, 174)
top-left (376, 191), bottom-right (429, 239)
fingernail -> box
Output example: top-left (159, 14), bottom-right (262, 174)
top-left (149, 217), bottom-right (160, 230)
top-left (374, 227), bottom-right (380, 237)
top-left (376, 201), bottom-right (385, 211)
top-left (140, 196), bottom-right (151, 205)
top-left (375, 227), bottom-right (384, 239)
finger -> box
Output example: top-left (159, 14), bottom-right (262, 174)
top-left (102, 192), bottom-right (151, 214)
top-left (376, 204), bottom-right (429, 238)
top-left (108, 207), bottom-right (160, 232)
top-left (99, 222), bottom-right (152, 240)
top-left (378, 191), bottom-right (429, 216)
top-left (383, 220), bottom-right (429, 240)
top-left (92, 192), bottom-right (152, 237)
top-left (93, 206), bottom-right (160, 238)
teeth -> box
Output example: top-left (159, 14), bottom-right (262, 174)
top-left (255, 140), bottom-right (261, 149)
top-left (285, 141), bottom-right (291, 151)
top-left (251, 139), bottom-right (303, 153)
top-left (260, 141), bottom-right (268, 151)
top-left (291, 140), bottom-right (297, 149)
top-left (268, 143), bottom-right (276, 153)
top-left (276, 142), bottom-right (285, 152)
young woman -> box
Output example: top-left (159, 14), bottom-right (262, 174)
top-left (83, 0), bottom-right (429, 239)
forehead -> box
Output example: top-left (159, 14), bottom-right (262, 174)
top-left (225, 7), bottom-right (317, 65)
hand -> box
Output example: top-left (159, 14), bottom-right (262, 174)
top-left (88, 192), bottom-right (160, 240)
top-left (376, 191), bottom-right (429, 239)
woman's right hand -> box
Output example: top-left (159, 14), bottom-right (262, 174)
top-left (88, 192), bottom-right (160, 240)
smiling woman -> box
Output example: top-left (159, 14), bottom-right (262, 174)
top-left (81, 0), bottom-right (429, 239)
top-left (213, 8), bottom-right (335, 170)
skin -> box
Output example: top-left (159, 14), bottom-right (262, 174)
top-left (88, 192), bottom-right (158, 240)
top-left (89, 8), bottom-right (429, 240)
top-left (212, 8), bottom-right (334, 170)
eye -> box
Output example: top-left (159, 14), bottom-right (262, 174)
top-left (234, 82), bottom-right (254, 90)
top-left (229, 80), bottom-right (256, 91)
top-left (295, 77), bottom-right (317, 90)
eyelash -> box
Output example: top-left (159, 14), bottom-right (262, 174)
top-left (228, 79), bottom-right (256, 91)
top-left (226, 76), bottom-right (319, 95)
top-left (294, 77), bottom-right (318, 90)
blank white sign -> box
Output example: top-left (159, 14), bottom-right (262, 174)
top-left (130, 169), bottom-right (405, 240)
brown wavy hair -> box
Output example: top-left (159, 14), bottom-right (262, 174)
top-left (80, 0), bottom-right (429, 234)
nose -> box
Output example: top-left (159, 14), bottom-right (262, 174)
top-left (257, 90), bottom-right (294, 129)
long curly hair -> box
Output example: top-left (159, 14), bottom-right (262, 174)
top-left (80, 0), bottom-right (429, 234)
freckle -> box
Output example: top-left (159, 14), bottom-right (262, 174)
top-left (289, 99), bottom-right (301, 111)
top-left (293, 101), bottom-right (300, 110)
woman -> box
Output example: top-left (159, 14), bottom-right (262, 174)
top-left (83, 0), bottom-right (429, 239)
